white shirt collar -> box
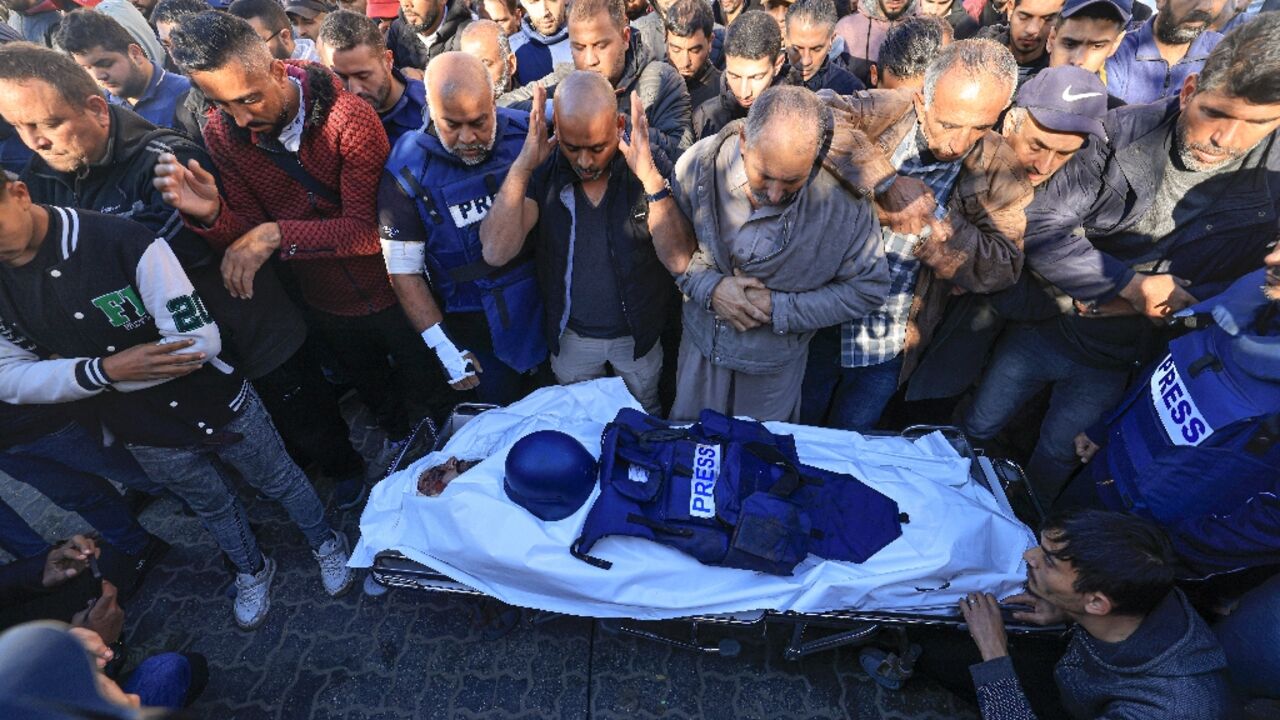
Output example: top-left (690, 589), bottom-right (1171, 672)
top-left (278, 76), bottom-right (306, 153)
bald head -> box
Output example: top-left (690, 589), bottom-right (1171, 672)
top-left (743, 85), bottom-right (823, 157)
top-left (426, 52), bottom-right (498, 165)
top-left (740, 86), bottom-right (824, 206)
top-left (461, 17), bottom-right (503, 47)
top-left (459, 19), bottom-right (515, 96)
top-left (553, 70), bottom-right (618, 123)
top-left (553, 71), bottom-right (623, 181)
top-left (425, 51), bottom-right (494, 107)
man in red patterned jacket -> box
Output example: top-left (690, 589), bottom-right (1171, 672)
top-left (154, 11), bottom-right (441, 504)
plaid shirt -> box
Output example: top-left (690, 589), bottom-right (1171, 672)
top-left (842, 127), bottom-right (963, 368)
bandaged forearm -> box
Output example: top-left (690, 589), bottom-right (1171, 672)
top-left (381, 239), bottom-right (427, 275)
top-left (421, 323), bottom-right (475, 383)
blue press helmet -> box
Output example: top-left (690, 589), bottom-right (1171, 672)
top-left (504, 430), bottom-right (598, 521)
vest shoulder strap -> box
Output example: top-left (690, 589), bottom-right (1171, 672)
top-left (396, 165), bottom-right (443, 224)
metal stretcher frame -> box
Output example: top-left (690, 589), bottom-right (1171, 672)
top-left (366, 404), bottom-right (1059, 659)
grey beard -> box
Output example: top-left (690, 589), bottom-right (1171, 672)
top-left (493, 64), bottom-right (511, 100)
top-left (451, 142), bottom-right (494, 165)
top-left (1174, 120), bottom-right (1245, 172)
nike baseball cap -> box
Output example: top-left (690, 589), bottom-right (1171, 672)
top-left (1059, 0), bottom-right (1133, 24)
top-left (1015, 66), bottom-right (1108, 140)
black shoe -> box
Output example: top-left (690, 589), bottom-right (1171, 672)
top-left (96, 536), bottom-right (169, 600)
top-left (122, 536), bottom-right (171, 599)
top-left (122, 489), bottom-right (158, 516)
top-left (333, 476), bottom-right (368, 511)
top-left (181, 652), bottom-right (209, 707)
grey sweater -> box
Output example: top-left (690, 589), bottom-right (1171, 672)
top-left (970, 589), bottom-right (1236, 720)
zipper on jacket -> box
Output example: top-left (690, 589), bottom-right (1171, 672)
top-left (337, 262), bottom-right (375, 315)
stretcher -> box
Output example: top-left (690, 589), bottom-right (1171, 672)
top-left (353, 379), bottom-right (1056, 659)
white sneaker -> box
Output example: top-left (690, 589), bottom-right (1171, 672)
top-left (313, 530), bottom-right (354, 597)
top-left (234, 555), bottom-right (276, 630)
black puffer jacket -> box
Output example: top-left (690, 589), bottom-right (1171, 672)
top-left (498, 36), bottom-right (693, 164)
top-left (691, 61), bottom-right (803, 140)
top-left (386, 1), bottom-right (473, 72)
top-left (613, 34), bottom-right (693, 164)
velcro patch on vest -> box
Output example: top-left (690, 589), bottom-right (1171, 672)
top-left (448, 193), bottom-right (496, 228)
top-left (1151, 354), bottom-right (1215, 447)
top-left (689, 443), bottom-right (721, 519)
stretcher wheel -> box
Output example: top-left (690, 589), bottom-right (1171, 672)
top-left (363, 574), bottom-right (389, 597)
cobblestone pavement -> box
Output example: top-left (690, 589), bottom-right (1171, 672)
top-left (0, 409), bottom-right (978, 720)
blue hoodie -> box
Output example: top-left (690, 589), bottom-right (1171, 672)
top-left (513, 17), bottom-right (571, 86)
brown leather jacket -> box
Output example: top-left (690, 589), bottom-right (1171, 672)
top-left (821, 88), bottom-right (1032, 382)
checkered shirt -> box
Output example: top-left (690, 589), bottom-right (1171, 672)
top-left (842, 127), bottom-right (963, 368)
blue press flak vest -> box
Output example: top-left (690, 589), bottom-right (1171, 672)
top-left (1094, 288), bottom-right (1280, 524)
top-left (573, 408), bottom-right (906, 575)
top-left (385, 108), bottom-right (547, 373)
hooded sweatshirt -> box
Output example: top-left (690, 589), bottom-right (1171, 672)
top-left (513, 16), bottom-right (571, 85)
top-left (833, 0), bottom-right (919, 85)
top-left (969, 589), bottom-right (1236, 720)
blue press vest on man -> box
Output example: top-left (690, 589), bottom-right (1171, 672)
top-left (1087, 269), bottom-right (1280, 575)
top-left (384, 107), bottom-right (548, 376)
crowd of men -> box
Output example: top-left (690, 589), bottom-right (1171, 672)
top-left (0, 0), bottom-right (1277, 715)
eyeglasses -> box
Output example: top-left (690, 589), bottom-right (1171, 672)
top-left (259, 28), bottom-right (285, 43)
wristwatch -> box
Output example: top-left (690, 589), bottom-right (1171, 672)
top-left (873, 174), bottom-right (898, 197)
top-left (645, 179), bottom-right (672, 204)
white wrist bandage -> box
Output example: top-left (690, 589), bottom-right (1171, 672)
top-left (421, 324), bottom-right (475, 384)
top-left (381, 239), bottom-right (427, 275)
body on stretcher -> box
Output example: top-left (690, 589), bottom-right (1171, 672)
top-left (352, 380), bottom-right (1057, 655)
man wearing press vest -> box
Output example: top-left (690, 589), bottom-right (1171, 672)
top-left (379, 53), bottom-right (549, 405)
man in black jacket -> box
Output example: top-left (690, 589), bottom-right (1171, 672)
top-left (386, 0), bottom-right (474, 74)
top-left (918, 0), bottom-right (978, 38)
top-left (479, 73), bottom-right (694, 413)
top-left (0, 178), bottom-right (353, 631)
top-left (784, 0), bottom-right (864, 94)
top-left (0, 43), bottom-right (370, 508)
top-left (665, 0), bottom-right (722, 109)
top-left (693, 10), bottom-right (801, 139)
top-left (976, 0), bottom-right (1063, 87)
top-left (497, 0), bottom-right (694, 164)
top-left (569, 0), bottom-right (693, 162)
top-left (958, 510), bottom-right (1235, 719)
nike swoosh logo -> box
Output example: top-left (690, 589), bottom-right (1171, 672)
top-left (1061, 85), bottom-right (1104, 102)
